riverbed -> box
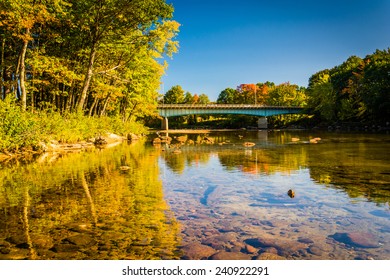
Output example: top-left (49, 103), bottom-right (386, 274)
top-left (0, 130), bottom-right (389, 259)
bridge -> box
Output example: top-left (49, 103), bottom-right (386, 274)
top-left (157, 104), bottom-right (304, 130)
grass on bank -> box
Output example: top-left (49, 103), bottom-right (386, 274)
top-left (0, 97), bottom-right (147, 153)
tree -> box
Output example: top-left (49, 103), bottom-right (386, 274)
top-left (267, 83), bottom-right (306, 107)
top-left (306, 49), bottom-right (390, 123)
top-left (360, 49), bottom-right (390, 121)
top-left (236, 84), bottom-right (256, 104)
top-left (0, 0), bottom-right (65, 110)
top-left (217, 88), bottom-right (236, 104)
top-left (183, 92), bottom-right (194, 104)
top-left (164, 85), bottom-right (185, 104)
top-left (69, 0), bottom-right (175, 112)
top-left (198, 93), bottom-right (210, 104)
top-left (307, 72), bottom-right (337, 121)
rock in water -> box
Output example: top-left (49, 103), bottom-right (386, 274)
top-left (329, 232), bottom-right (380, 248)
top-left (287, 189), bottom-right (295, 198)
top-left (243, 142), bottom-right (256, 147)
top-left (181, 243), bottom-right (216, 260)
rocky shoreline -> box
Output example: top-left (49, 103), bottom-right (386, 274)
top-left (0, 133), bottom-right (143, 163)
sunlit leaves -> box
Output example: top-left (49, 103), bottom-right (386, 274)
top-left (307, 48), bottom-right (390, 122)
top-left (0, 0), bottom-right (179, 120)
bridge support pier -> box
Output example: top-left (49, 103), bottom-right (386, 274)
top-left (257, 117), bottom-right (267, 129)
top-left (161, 117), bottom-right (169, 130)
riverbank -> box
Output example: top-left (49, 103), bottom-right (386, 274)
top-left (150, 128), bottom-right (247, 134)
top-left (0, 99), bottom-right (146, 162)
top-left (0, 133), bottom-right (143, 163)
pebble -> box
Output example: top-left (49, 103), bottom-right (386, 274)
top-left (245, 244), bottom-right (258, 254)
top-left (307, 245), bottom-right (323, 256)
top-left (261, 247), bottom-right (279, 254)
top-left (0, 247), bottom-right (11, 254)
top-left (33, 237), bottom-right (54, 250)
top-left (298, 237), bottom-right (314, 244)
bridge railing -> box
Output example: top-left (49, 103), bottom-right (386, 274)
top-left (157, 104), bottom-right (304, 109)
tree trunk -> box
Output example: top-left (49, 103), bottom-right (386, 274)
top-left (89, 96), bottom-right (98, 116)
top-left (0, 38), bottom-right (4, 99)
top-left (125, 102), bottom-right (138, 122)
top-left (77, 45), bottom-right (96, 112)
top-left (19, 30), bottom-right (29, 111)
top-left (99, 93), bottom-right (112, 117)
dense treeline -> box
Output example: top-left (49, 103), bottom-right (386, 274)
top-left (0, 0), bottom-right (179, 120)
top-left (306, 49), bottom-right (390, 124)
top-left (215, 82), bottom-right (307, 128)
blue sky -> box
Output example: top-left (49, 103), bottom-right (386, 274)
top-left (162, 0), bottom-right (390, 101)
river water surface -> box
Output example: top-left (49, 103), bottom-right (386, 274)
top-left (0, 131), bottom-right (389, 260)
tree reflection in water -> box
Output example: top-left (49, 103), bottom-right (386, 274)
top-left (0, 141), bottom-right (180, 260)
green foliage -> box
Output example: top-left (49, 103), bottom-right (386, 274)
top-left (215, 82), bottom-right (306, 128)
top-left (0, 100), bottom-right (147, 152)
top-left (307, 48), bottom-right (390, 123)
top-left (0, 97), bottom-right (40, 151)
top-left (0, 0), bottom-right (179, 120)
top-left (217, 88), bottom-right (236, 104)
top-left (163, 85), bottom-right (185, 104)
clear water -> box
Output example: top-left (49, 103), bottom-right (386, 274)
top-left (159, 130), bottom-right (390, 260)
top-left (0, 130), bottom-right (389, 259)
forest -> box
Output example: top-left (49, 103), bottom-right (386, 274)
top-left (0, 0), bottom-right (179, 151)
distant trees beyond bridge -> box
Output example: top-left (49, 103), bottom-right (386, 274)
top-left (157, 104), bottom-right (304, 130)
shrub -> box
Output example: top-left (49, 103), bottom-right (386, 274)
top-left (0, 98), bottom-right (147, 153)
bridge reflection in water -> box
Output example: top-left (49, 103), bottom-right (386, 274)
top-left (157, 104), bottom-right (305, 130)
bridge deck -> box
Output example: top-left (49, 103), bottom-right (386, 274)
top-left (157, 104), bottom-right (305, 129)
top-left (157, 104), bottom-right (303, 109)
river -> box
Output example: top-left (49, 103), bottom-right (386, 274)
top-left (0, 130), bottom-right (389, 260)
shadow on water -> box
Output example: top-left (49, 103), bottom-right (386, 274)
top-left (200, 186), bottom-right (217, 206)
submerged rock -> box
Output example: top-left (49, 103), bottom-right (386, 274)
top-left (209, 251), bottom-right (251, 260)
top-left (307, 245), bottom-right (324, 256)
top-left (51, 244), bottom-right (79, 253)
top-left (5, 236), bottom-right (27, 248)
top-left (64, 234), bottom-right (96, 247)
top-left (297, 237), bottom-right (314, 244)
top-left (329, 232), bottom-right (380, 248)
top-left (244, 244), bottom-right (258, 254)
top-left (181, 243), bottom-right (216, 260)
top-left (255, 253), bottom-right (286, 260)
